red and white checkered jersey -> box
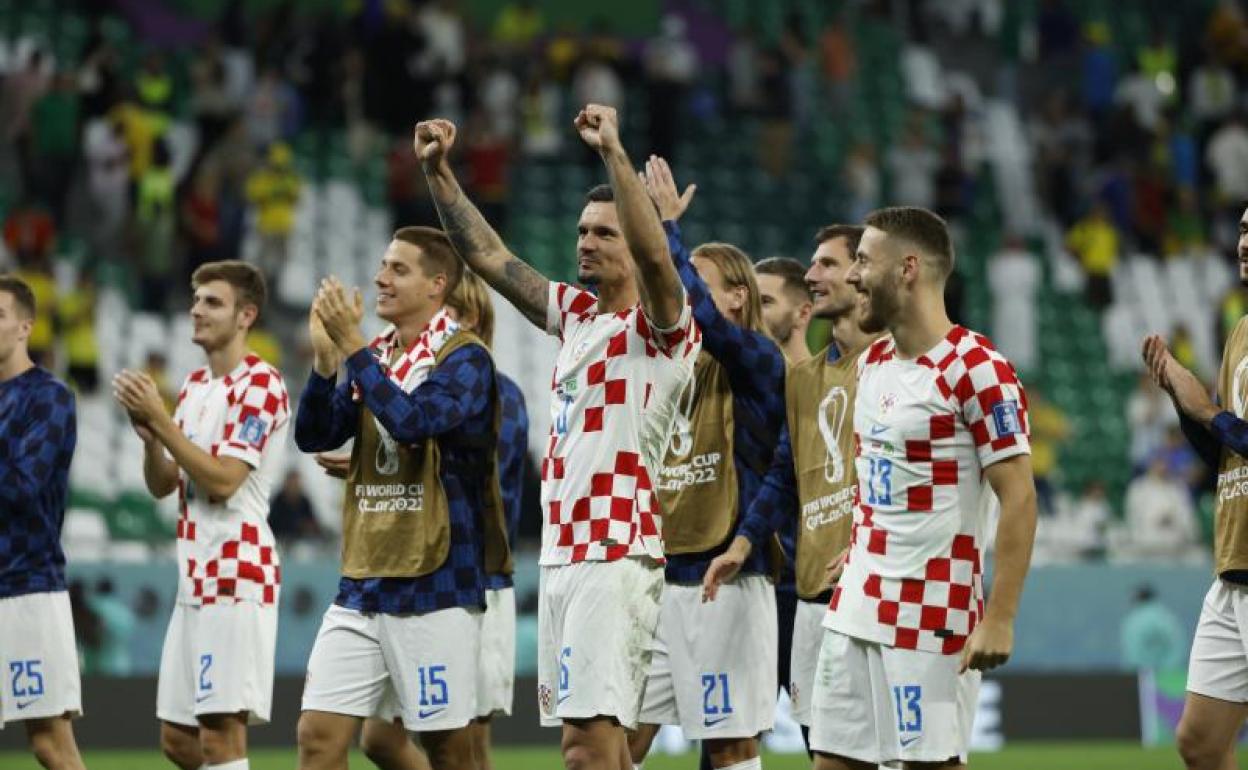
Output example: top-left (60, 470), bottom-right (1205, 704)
top-left (172, 353), bottom-right (290, 606)
top-left (539, 282), bottom-right (700, 566)
top-left (824, 327), bottom-right (1029, 654)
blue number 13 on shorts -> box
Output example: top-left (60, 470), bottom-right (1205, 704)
top-left (893, 684), bottom-right (922, 734)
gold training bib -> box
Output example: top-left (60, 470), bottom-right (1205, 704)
top-left (787, 344), bottom-right (862, 599)
top-left (340, 331), bottom-right (512, 579)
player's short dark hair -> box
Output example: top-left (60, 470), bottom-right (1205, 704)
top-left (863, 206), bottom-right (954, 278)
top-left (585, 184), bottom-right (614, 203)
top-left (815, 224), bottom-right (866, 256)
top-left (191, 261), bottom-right (267, 320)
top-left (393, 226), bottom-right (463, 297)
top-left (754, 257), bottom-right (813, 302)
top-left (0, 275), bottom-right (35, 319)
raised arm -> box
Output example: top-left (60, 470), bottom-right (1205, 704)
top-left (415, 119), bottom-right (549, 329)
top-left (575, 105), bottom-right (685, 329)
top-left (1143, 333), bottom-right (1248, 457)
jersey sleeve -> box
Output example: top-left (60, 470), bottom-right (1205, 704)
top-left (545, 282), bottom-right (598, 340)
top-left (635, 292), bottom-right (699, 361)
top-left (218, 368), bottom-right (290, 468)
top-left (954, 345), bottom-right (1031, 468)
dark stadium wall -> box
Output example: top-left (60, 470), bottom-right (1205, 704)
top-left (0, 674), bottom-right (1143, 749)
top-left (465, 0), bottom-right (660, 37)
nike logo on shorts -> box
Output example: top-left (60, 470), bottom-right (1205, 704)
top-left (900, 735), bottom-right (921, 748)
top-left (15, 699), bottom-right (41, 710)
top-left (195, 693), bottom-right (214, 703)
top-left (703, 716), bottom-right (729, 727)
top-left (557, 693), bottom-right (571, 704)
top-left (418, 707), bottom-right (446, 719)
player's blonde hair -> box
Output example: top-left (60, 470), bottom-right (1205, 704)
top-left (445, 269), bottom-right (494, 348)
top-left (691, 242), bottom-right (766, 336)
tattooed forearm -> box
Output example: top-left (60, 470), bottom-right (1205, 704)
top-left (435, 187), bottom-right (507, 267)
top-left (502, 257), bottom-right (550, 328)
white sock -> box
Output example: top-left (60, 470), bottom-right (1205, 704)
top-left (719, 758), bottom-right (762, 770)
top-left (205, 761), bottom-right (249, 770)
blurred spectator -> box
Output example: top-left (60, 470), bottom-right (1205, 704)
top-left (1131, 162), bottom-right (1167, 255)
top-left (1136, 27), bottom-right (1178, 106)
top-left (1153, 425), bottom-right (1203, 495)
top-left (386, 136), bottom-right (437, 229)
top-left (111, 99), bottom-right (161, 182)
top-left (88, 578), bottom-right (136, 676)
top-left (2, 47), bottom-right (51, 194)
top-left (1080, 22), bottom-right (1118, 119)
top-left (269, 470), bottom-right (324, 543)
top-left (818, 12), bottom-right (857, 108)
top-left (181, 166), bottom-right (223, 277)
top-left (1205, 112), bottom-right (1248, 210)
top-left (246, 66), bottom-right (300, 149)
top-left (545, 23), bottom-right (581, 83)
top-left (844, 142), bottom-right (881, 223)
top-left (1031, 91), bottom-right (1092, 227)
top-left (1164, 186), bottom-right (1207, 257)
top-left (1120, 585), bottom-right (1185, 671)
top-left (29, 72), bottom-right (79, 224)
top-left (77, 33), bottom-right (121, 121)
top-left (245, 142), bottom-right (302, 285)
top-left (59, 272), bottom-right (100, 394)
top-left (1219, 284), bottom-right (1248, 352)
top-left (1122, 456), bottom-right (1200, 558)
top-left (1188, 54), bottom-right (1236, 134)
top-left (757, 47), bottom-right (795, 178)
top-left (779, 13), bottom-right (815, 130)
top-left (341, 48), bottom-right (374, 165)
top-left (728, 28), bottom-right (762, 113)
top-left (887, 120), bottom-right (940, 208)
top-left (83, 116), bottom-right (131, 245)
top-left (1061, 479), bottom-right (1112, 558)
top-left (203, 117), bottom-right (255, 262)
top-left (1171, 323), bottom-right (1202, 380)
top-left (644, 14), bottom-right (698, 162)
top-left (1205, 0), bottom-right (1248, 67)
top-left (1127, 372), bottom-right (1179, 470)
top-left (520, 67), bottom-right (563, 158)
top-left (988, 235), bottom-right (1041, 372)
top-left (189, 39), bottom-right (238, 157)
top-left (493, 0), bottom-right (545, 53)
top-left (1038, 0), bottom-right (1080, 60)
top-left (1025, 386), bottom-right (1071, 516)
top-left (572, 55), bottom-right (625, 113)
top-left (466, 115), bottom-right (512, 231)
top-left (249, 323), bottom-right (283, 368)
top-left (3, 195), bottom-right (57, 265)
top-left (934, 145), bottom-right (971, 222)
top-left (415, 0), bottom-right (467, 81)
top-left (1114, 64), bottom-right (1165, 135)
top-left (1065, 201), bottom-right (1119, 309)
top-left (477, 54), bottom-right (522, 142)
top-left (134, 139), bottom-right (176, 313)
top-left (134, 52), bottom-right (174, 133)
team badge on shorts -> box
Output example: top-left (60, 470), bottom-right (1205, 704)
top-left (790, 681), bottom-right (800, 709)
top-left (538, 683), bottom-right (554, 715)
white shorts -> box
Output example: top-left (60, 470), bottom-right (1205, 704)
top-left (638, 576), bottom-right (777, 738)
top-left (477, 588), bottom-right (516, 718)
top-left (537, 558), bottom-right (664, 730)
top-left (810, 629), bottom-right (979, 767)
top-left (789, 598), bottom-right (826, 727)
top-left (0, 591), bottom-right (82, 728)
top-left (303, 604), bottom-right (481, 732)
top-left (157, 601), bottom-right (277, 726)
top-left (1187, 579), bottom-right (1248, 703)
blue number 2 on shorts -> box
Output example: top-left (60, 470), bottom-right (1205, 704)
top-left (198, 654), bottom-right (213, 693)
top-left (9, 660), bottom-right (44, 698)
top-left (867, 458), bottom-right (893, 506)
top-left (892, 684), bottom-right (922, 733)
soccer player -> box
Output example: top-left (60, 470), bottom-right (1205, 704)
top-left (754, 257), bottom-right (815, 365)
top-left (704, 225), bottom-right (874, 752)
top-left (357, 268), bottom-right (529, 770)
top-left (809, 206), bottom-right (1036, 769)
top-left (416, 104), bottom-right (699, 770)
top-left (293, 227), bottom-right (507, 770)
top-left (0, 275), bottom-right (85, 770)
top-left (114, 261), bottom-right (289, 770)
top-left (621, 157), bottom-right (785, 770)
top-left (1143, 206), bottom-right (1248, 770)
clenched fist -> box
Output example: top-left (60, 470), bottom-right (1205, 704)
top-left (574, 104), bottom-right (621, 154)
top-left (414, 119), bottom-right (458, 168)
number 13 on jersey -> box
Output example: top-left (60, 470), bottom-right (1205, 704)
top-left (866, 457), bottom-right (893, 505)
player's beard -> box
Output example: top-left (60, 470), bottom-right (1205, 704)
top-left (769, 314), bottom-right (794, 344)
top-left (858, 276), bottom-right (900, 334)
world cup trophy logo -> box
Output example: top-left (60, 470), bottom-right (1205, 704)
top-left (667, 369), bottom-right (698, 459)
top-left (373, 417), bottom-right (401, 476)
top-left (818, 386), bottom-right (849, 483)
top-left (1234, 356), bottom-right (1248, 419)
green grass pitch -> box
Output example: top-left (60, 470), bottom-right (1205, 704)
top-left (0, 744), bottom-right (1235, 769)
